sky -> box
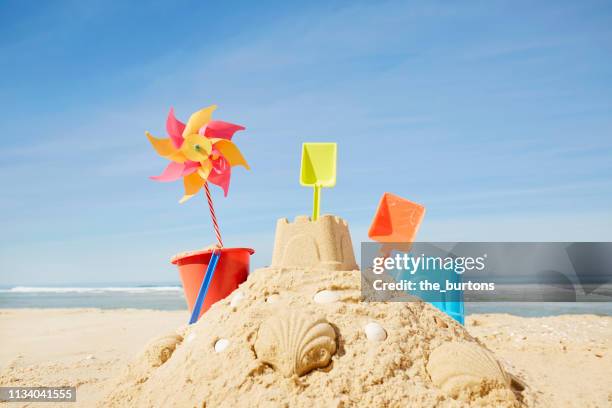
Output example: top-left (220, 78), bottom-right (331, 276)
top-left (1, 0), bottom-right (611, 285)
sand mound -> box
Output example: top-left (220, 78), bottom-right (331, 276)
top-left (143, 334), bottom-right (183, 368)
top-left (100, 266), bottom-right (533, 407)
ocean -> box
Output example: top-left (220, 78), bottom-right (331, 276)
top-left (1, 285), bottom-right (612, 317)
top-left (0, 285), bottom-right (186, 310)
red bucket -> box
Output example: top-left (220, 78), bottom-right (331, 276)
top-left (171, 247), bottom-right (254, 319)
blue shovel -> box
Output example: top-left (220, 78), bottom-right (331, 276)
top-left (188, 249), bottom-right (221, 325)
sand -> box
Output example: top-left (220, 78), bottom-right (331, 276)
top-left (1, 307), bottom-right (611, 407)
top-left (93, 267), bottom-right (527, 407)
top-left (467, 313), bottom-right (612, 407)
top-left (1, 216), bottom-right (610, 407)
top-left (0, 309), bottom-right (185, 406)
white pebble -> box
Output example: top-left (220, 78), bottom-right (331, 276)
top-left (266, 294), bottom-right (280, 303)
top-left (214, 338), bottom-right (230, 353)
top-left (230, 291), bottom-right (245, 307)
top-left (186, 333), bottom-right (196, 343)
top-left (364, 322), bottom-right (387, 341)
top-left (313, 290), bottom-right (340, 304)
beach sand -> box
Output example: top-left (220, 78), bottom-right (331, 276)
top-left (0, 309), bottom-right (186, 406)
top-left (1, 307), bottom-right (611, 407)
top-left (466, 313), bottom-right (612, 407)
top-left (1, 216), bottom-right (610, 407)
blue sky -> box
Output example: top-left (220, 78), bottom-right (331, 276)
top-left (1, 0), bottom-right (611, 285)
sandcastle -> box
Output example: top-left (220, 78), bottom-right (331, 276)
top-left (101, 214), bottom-right (533, 407)
top-left (271, 214), bottom-right (358, 270)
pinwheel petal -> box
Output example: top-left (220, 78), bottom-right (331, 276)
top-left (146, 131), bottom-right (175, 157)
top-left (208, 156), bottom-right (231, 196)
top-left (146, 131), bottom-right (187, 163)
top-left (169, 151), bottom-right (188, 163)
top-left (197, 160), bottom-right (213, 180)
top-left (203, 120), bottom-right (245, 140)
top-left (180, 172), bottom-right (206, 203)
top-left (179, 194), bottom-right (195, 204)
top-left (183, 160), bottom-right (200, 173)
top-left (212, 154), bottom-right (230, 173)
top-left (150, 162), bottom-right (187, 182)
top-left (166, 107), bottom-right (186, 149)
top-left (183, 105), bottom-right (217, 138)
top-left (213, 139), bottom-right (250, 169)
top-left (197, 166), bottom-right (211, 180)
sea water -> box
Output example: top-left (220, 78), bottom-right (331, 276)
top-left (1, 284), bottom-right (612, 317)
top-left (0, 284), bottom-right (186, 310)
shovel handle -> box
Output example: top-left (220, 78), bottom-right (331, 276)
top-left (312, 185), bottom-right (321, 221)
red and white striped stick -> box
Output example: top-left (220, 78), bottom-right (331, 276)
top-left (203, 183), bottom-right (223, 247)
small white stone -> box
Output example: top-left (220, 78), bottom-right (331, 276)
top-left (364, 322), bottom-right (387, 342)
top-left (230, 291), bottom-right (245, 307)
top-left (186, 333), bottom-right (196, 343)
top-left (313, 290), bottom-right (340, 304)
top-left (85, 354), bottom-right (95, 360)
top-left (266, 294), bottom-right (280, 303)
top-left (214, 338), bottom-right (230, 353)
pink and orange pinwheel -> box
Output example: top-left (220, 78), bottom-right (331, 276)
top-left (146, 105), bottom-right (249, 203)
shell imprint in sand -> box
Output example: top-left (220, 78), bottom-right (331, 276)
top-left (313, 290), bottom-right (340, 304)
top-left (254, 310), bottom-right (337, 377)
top-left (364, 322), bottom-right (387, 341)
top-left (426, 341), bottom-right (511, 397)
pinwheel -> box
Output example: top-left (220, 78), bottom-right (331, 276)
top-left (146, 105), bottom-right (249, 202)
top-left (146, 105), bottom-right (249, 246)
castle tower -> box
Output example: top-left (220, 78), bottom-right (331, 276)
top-left (271, 215), bottom-right (358, 270)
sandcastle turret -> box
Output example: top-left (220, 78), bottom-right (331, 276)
top-left (271, 214), bottom-right (358, 270)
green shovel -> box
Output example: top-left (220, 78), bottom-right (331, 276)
top-left (300, 143), bottom-right (337, 221)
